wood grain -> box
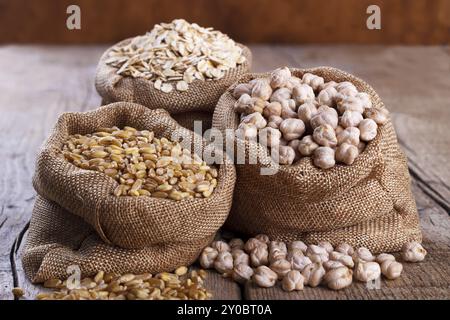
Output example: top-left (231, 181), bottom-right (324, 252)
top-left (0, 44), bottom-right (449, 300)
top-left (0, 0), bottom-right (449, 44)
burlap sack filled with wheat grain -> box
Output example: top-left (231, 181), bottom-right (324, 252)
top-left (212, 67), bottom-right (422, 253)
top-left (22, 196), bottom-right (215, 283)
top-left (95, 38), bottom-right (252, 132)
top-left (32, 102), bottom-right (236, 250)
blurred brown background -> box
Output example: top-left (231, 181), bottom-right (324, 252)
top-left (0, 0), bottom-right (449, 44)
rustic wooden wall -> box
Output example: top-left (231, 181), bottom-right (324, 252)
top-left (0, 0), bottom-right (449, 44)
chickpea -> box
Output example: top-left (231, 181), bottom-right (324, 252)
top-left (251, 78), bottom-right (273, 100)
top-left (335, 143), bottom-right (359, 165)
top-left (234, 93), bottom-right (252, 114)
top-left (359, 119), bottom-right (378, 142)
top-left (244, 238), bottom-right (267, 253)
top-left (318, 241), bottom-right (334, 254)
top-left (354, 247), bottom-right (375, 262)
top-left (199, 247), bottom-right (218, 269)
top-left (279, 118), bottom-right (306, 141)
top-left (289, 241), bottom-right (308, 253)
top-left (241, 112), bottom-right (267, 129)
top-left (250, 246), bottom-right (269, 267)
top-left (211, 240), bottom-right (230, 252)
top-left (298, 135), bottom-right (319, 156)
top-left (336, 243), bottom-right (354, 256)
top-left (301, 262), bottom-right (326, 287)
top-left (255, 234), bottom-right (270, 244)
top-left (337, 96), bottom-right (364, 114)
top-left (282, 270), bottom-right (305, 292)
top-left (272, 145), bottom-right (296, 165)
top-left (270, 87), bottom-right (291, 103)
top-left (293, 84), bottom-right (315, 105)
top-left (232, 249), bottom-right (250, 266)
top-left (229, 238), bottom-right (245, 250)
top-left (297, 102), bottom-right (318, 124)
top-left (310, 106), bottom-right (339, 129)
top-left (355, 92), bottom-right (372, 109)
top-left (323, 266), bottom-right (353, 290)
top-left (320, 81), bottom-right (338, 91)
top-left (280, 105), bottom-right (298, 119)
top-left (289, 255), bottom-right (312, 272)
top-left (313, 124), bottom-right (337, 147)
top-left (381, 260), bottom-right (403, 280)
top-left (302, 73), bottom-right (324, 91)
top-left (306, 245), bottom-right (329, 263)
top-left (313, 146), bottom-right (335, 169)
top-left (364, 107), bottom-right (389, 125)
top-left (267, 115), bottom-right (283, 129)
top-left (329, 251), bottom-right (354, 268)
top-left (269, 241), bottom-right (288, 263)
top-left (263, 101), bottom-right (282, 118)
top-left (337, 127), bottom-right (360, 146)
top-left (270, 67), bottom-right (291, 89)
top-left (232, 263), bottom-right (254, 284)
top-left (214, 251), bottom-right (233, 274)
top-left (253, 266), bottom-right (278, 288)
top-left (340, 110), bottom-right (363, 128)
top-left (270, 259), bottom-right (292, 279)
top-left (281, 99), bottom-right (297, 112)
top-left (317, 86), bottom-right (338, 107)
top-left (354, 260), bottom-right (381, 282)
top-left (233, 83), bottom-right (253, 99)
top-left (285, 76), bottom-right (302, 90)
top-left (336, 81), bottom-right (358, 98)
top-left (376, 253), bottom-right (396, 264)
top-left (323, 260), bottom-right (345, 271)
top-left (401, 241), bottom-right (427, 262)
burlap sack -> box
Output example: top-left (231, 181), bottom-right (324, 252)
top-left (22, 196), bottom-right (212, 283)
top-left (212, 67), bottom-right (422, 253)
top-left (95, 38), bottom-right (252, 131)
top-left (32, 102), bottom-right (236, 249)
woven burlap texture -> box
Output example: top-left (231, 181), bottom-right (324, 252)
top-left (95, 38), bottom-right (252, 131)
top-left (23, 196), bottom-right (213, 283)
top-left (212, 67), bottom-right (422, 253)
top-left (32, 102), bottom-right (236, 249)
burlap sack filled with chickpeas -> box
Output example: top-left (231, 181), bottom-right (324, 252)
top-left (95, 20), bottom-right (252, 132)
top-left (212, 67), bottom-right (421, 253)
top-left (23, 102), bottom-right (236, 282)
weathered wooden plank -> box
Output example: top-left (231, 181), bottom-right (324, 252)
top-left (393, 114), bottom-right (450, 214)
top-left (202, 271), bottom-right (242, 300)
top-left (0, 45), bottom-right (103, 300)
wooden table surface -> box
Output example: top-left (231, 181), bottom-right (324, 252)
top-left (0, 44), bottom-right (449, 300)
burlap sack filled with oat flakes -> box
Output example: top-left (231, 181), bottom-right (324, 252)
top-left (95, 36), bottom-right (252, 132)
top-left (212, 67), bottom-right (421, 253)
top-left (31, 102), bottom-right (236, 250)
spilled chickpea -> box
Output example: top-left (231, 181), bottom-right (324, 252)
top-left (199, 235), bottom-right (427, 292)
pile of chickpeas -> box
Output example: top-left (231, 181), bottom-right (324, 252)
top-left (199, 235), bottom-right (427, 292)
top-left (233, 67), bottom-right (389, 169)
